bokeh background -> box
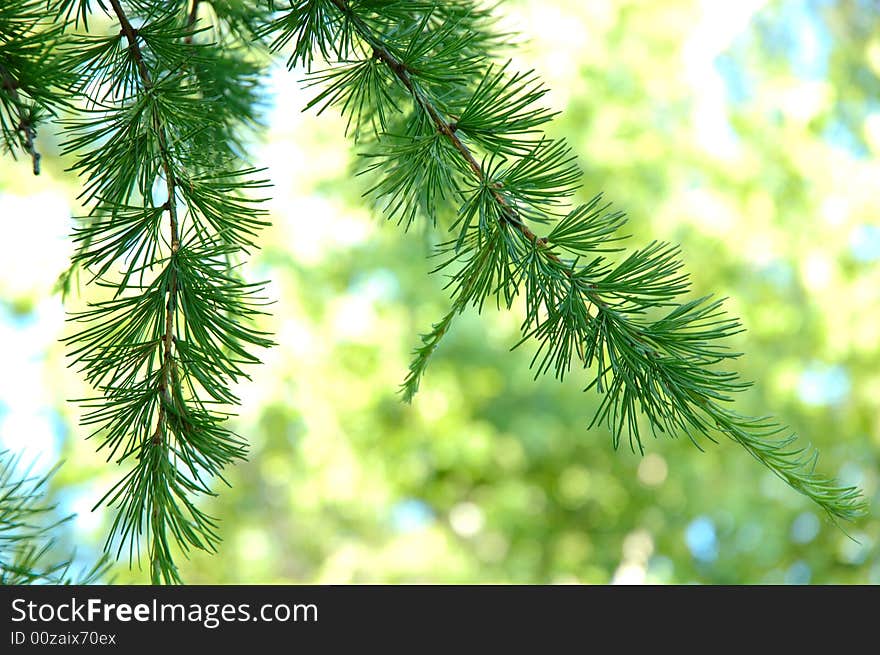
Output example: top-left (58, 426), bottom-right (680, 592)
top-left (1, 0), bottom-right (879, 584)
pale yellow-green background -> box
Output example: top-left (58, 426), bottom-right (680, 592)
top-left (1, 0), bottom-right (878, 583)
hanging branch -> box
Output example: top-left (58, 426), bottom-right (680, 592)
top-left (0, 449), bottom-right (110, 584)
top-left (57, 0), bottom-right (273, 584)
top-left (108, 0), bottom-right (181, 456)
top-left (0, 0), bottom-right (73, 174)
top-left (266, 0), bottom-right (864, 522)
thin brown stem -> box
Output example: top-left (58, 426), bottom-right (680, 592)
top-left (184, 0), bottom-right (201, 44)
top-left (108, 0), bottom-right (181, 441)
top-left (0, 64), bottom-right (41, 175)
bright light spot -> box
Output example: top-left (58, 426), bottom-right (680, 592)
top-left (682, 0), bottom-right (766, 158)
top-left (850, 224), bottom-right (880, 262)
top-left (330, 293), bottom-right (377, 340)
top-left (622, 530), bottom-right (654, 563)
top-left (0, 192), bottom-right (71, 298)
top-left (324, 454), bottom-right (360, 500)
top-left (797, 364), bottom-right (850, 406)
top-left (864, 112), bottom-right (880, 153)
top-left (0, 300), bottom-right (68, 473)
top-left (790, 512), bottom-right (820, 544)
top-left (801, 251), bottom-right (833, 291)
top-left (266, 65), bottom-right (309, 129)
top-left (349, 269), bottom-right (399, 303)
top-left (278, 318), bottom-right (317, 360)
top-left (390, 499), bottom-right (434, 533)
top-left (611, 562), bottom-right (647, 585)
top-left (779, 81), bottom-right (829, 123)
top-left (238, 529), bottom-right (270, 563)
top-left (449, 502), bottom-right (484, 538)
top-left (418, 389), bottom-right (450, 422)
top-left (63, 488), bottom-right (103, 534)
top-left (614, 528), bottom-right (655, 584)
top-left (685, 516), bottom-right (718, 562)
top-left (517, 4), bottom-right (589, 107)
top-left (820, 196), bottom-right (848, 226)
top-left (682, 188), bottom-right (736, 234)
top-left (637, 453), bottom-right (668, 486)
top-left (743, 237), bottom-right (778, 271)
top-left (836, 462), bottom-right (865, 489)
top-left (0, 411), bottom-right (58, 471)
top-left (868, 40), bottom-right (880, 75)
top-left (0, 325), bottom-right (46, 412)
top-left (278, 196), bottom-right (372, 265)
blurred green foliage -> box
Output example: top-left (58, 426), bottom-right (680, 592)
top-left (1, 0), bottom-right (878, 583)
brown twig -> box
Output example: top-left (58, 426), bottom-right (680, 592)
top-left (108, 0), bottom-right (180, 444)
top-left (1, 64), bottom-right (41, 175)
top-left (184, 0), bottom-right (201, 44)
top-left (18, 118), bottom-right (40, 176)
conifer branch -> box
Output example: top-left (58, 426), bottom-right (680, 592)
top-left (107, 0), bottom-right (185, 582)
top-left (269, 0), bottom-right (865, 522)
top-left (315, 1), bottom-right (661, 375)
top-left (108, 0), bottom-right (182, 443)
top-left (329, 0), bottom-right (641, 349)
top-left (57, 0), bottom-right (273, 583)
top-left (0, 450), bottom-right (110, 584)
top-left (0, 0), bottom-right (71, 175)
